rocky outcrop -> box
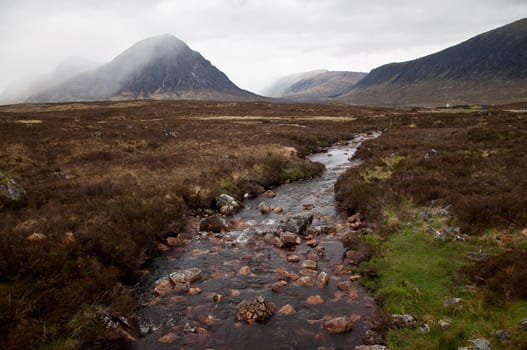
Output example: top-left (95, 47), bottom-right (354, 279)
top-left (236, 296), bottom-right (276, 323)
top-left (0, 170), bottom-right (26, 210)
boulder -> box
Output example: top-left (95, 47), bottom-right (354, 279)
top-left (199, 216), bottom-right (229, 233)
top-left (216, 194), bottom-right (241, 216)
top-left (391, 314), bottom-right (417, 329)
top-left (279, 213), bottom-right (314, 235)
top-left (236, 296), bottom-right (276, 323)
top-left (322, 316), bottom-right (354, 334)
top-left (0, 170), bottom-right (26, 209)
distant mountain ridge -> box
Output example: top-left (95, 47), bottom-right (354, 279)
top-left (340, 18), bottom-right (527, 106)
top-left (28, 34), bottom-right (258, 103)
top-left (265, 70), bottom-right (367, 101)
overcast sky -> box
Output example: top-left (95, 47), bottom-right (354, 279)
top-left (0, 0), bottom-right (526, 94)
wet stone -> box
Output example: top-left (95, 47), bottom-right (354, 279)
top-left (236, 296), bottom-right (276, 323)
top-left (322, 316), bottom-right (354, 334)
top-left (279, 213), bottom-right (314, 235)
top-left (287, 254), bottom-right (300, 263)
top-left (306, 239), bottom-right (318, 247)
top-left (258, 202), bottom-right (272, 214)
top-left (280, 232), bottom-right (301, 246)
top-left (278, 304), bottom-right (296, 315)
top-left (158, 332), bottom-right (179, 344)
top-left (239, 266), bottom-right (251, 275)
top-left (306, 295), bottom-right (324, 305)
top-left (302, 260), bottom-right (317, 270)
top-left (355, 346), bottom-right (389, 350)
top-left (337, 281), bottom-right (354, 291)
top-left (199, 215), bottom-right (229, 233)
top-left (189, 287), bottom-right (202, 295)
top-left (153, 279), bottom-right (172, 296)
top-left (169, 268), bottom-right (202, 284)
top-left (301, 268), bottom-right (318, 276)
top-left (296, 276), bottom-right (315, 287)
top-left (272, 280), bottom-right (288, 292)
top-left (316, 271), bottom-right (330, 288)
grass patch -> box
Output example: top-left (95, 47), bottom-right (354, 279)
top-left (360, 209), bottom-right (527, 349)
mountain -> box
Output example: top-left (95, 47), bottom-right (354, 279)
top-left (0, 57), bottom-right (99, 104)
top-left (28, 34), bottom-right (258, 103)
top-left (340, 18), bottom-right (527, 106)
top-left (265, 70), bottom-right (367, 101)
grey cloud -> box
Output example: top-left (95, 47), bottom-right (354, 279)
top-left (0, 0), bottom-right (525, 94)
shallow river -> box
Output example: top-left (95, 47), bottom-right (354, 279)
top-left (134, 132), bottom-right (379, 350)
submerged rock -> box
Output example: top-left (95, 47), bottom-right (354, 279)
top-left (236, 296), bottom-right (276, 323)
top-left (278, 304), bottom-right (296, 315)
top-left (322, 316), bottom-right (354, 334)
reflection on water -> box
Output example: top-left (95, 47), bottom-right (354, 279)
top-left (134, 132), bottom-right (380, 349)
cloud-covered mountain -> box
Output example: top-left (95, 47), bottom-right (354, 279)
top-left (0, 57), bottom-right (99, 104)
top-left (340, 18), bottom-right (527, 106)
top-left (28, 34), bottom-right (258, 103)
top-left (265, 70), bottom-right (366, 101)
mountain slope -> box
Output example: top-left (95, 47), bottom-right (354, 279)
top-left (0, 57), bottom-right (99, 105)
top-left (28, 34), bottom-right (258, 103)
top-left (340, 18), bottom-right (527, 106)
top-left (265, 70), bottom-right (366, 101)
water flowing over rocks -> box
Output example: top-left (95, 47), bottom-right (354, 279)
top-left (135, 133), bottom-right (381, 349)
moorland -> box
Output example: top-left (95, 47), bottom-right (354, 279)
top-left (0, 100), bottom-right (526, 349)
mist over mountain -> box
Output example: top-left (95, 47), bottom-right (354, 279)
top-left (28, 34), bottom-right (258, 103)
top-left (340, 18), bottom-right (527, 106)
top-left (265, 70), bottom-right (367, 101)
top-left (0, 57), bottom-right (99, 104)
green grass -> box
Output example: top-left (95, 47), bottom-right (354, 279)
top-left (360, 210), bottom-right (527, 349)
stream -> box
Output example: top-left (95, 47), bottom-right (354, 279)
top-left (134, 132), bottom-right (380, 349)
